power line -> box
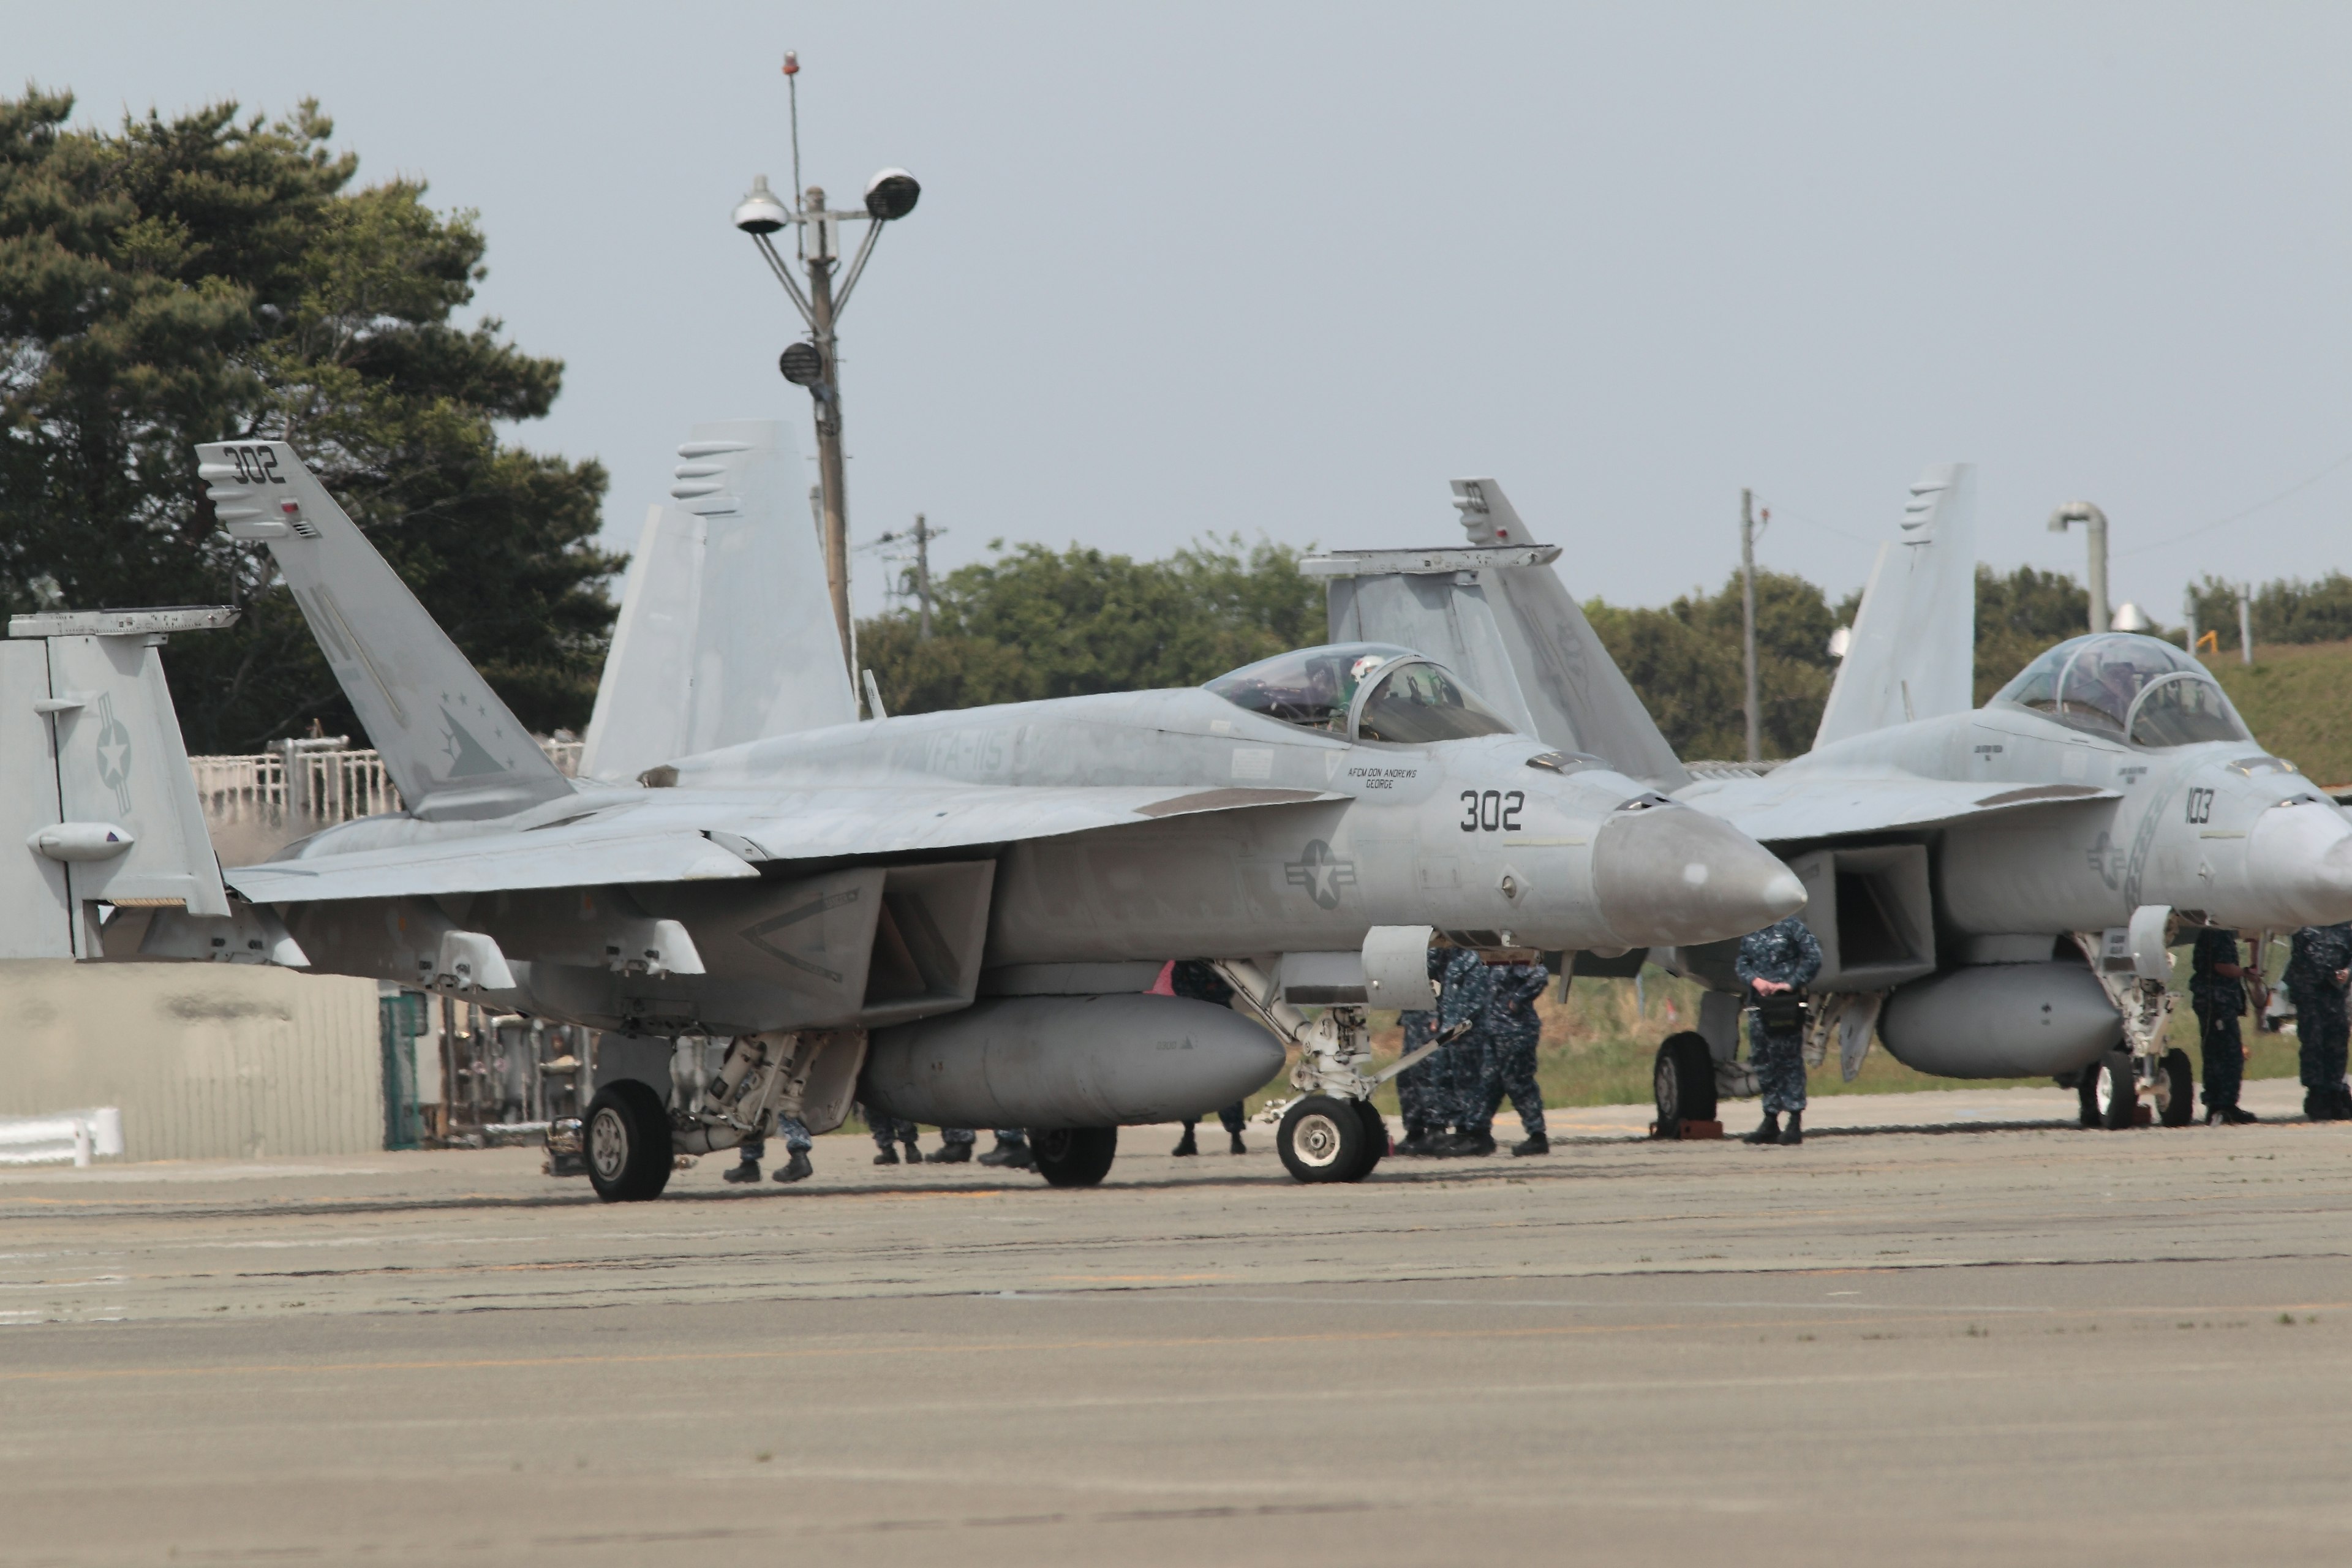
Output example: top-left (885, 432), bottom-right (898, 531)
top-left (2116, 445), bottom-right (2352, 558)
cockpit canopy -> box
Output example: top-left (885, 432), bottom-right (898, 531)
top-left (1205, 643), bottom-right (1518, 744)
top-left (1991, 633), bottom-right (2252, 748)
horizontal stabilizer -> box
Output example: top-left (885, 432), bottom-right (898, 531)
top-left (198, 441), bottom-right (573, 820)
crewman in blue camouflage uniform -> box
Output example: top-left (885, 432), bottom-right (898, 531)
top-left (1392, 946), bottom-right (1453, 1155)
top-left (2285, 922), bottom-right (2352, 1121)
top-left (1736, 914), bottom-right (1822, 1146)
top-left (1167, 960), bottom-right (1250, 1156)
top-left (2190, 925), bottom-right (2256, 1125)
top-left (724, 1110), bottom-right (814, 1183)
top-left (1465, 955), bottom-right (1552, 1156)
top-left (1397, 944), bottom-right (1493, 1155)
top-left (865, 1107), bottom-right (922, 1166)
top-left (1427, 946), bottom-right (1501, 1157)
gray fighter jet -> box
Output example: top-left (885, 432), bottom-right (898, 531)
top-left (43, 440), bottom-right (1795, 1198)
top-left (1321, 471), bottom-right (2352, 1133)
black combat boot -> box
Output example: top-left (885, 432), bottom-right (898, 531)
top-left (1511, 1132), bottom-right (1550, 1156)
top-left (2304, 1090), bottom-right (2335, 1121)
top-left (2209, 1103), bottom-right (2258, 1125)
top-left (1743, 1112), bottom-right (1781, 1145)
top-left (928, 1140), bottom-right (973, 1164)
top-left (1436, 1129), bottom-right (1497, 1157)
top-left (902, 1137), bottom-right (922, 1164)
top-left (1227, 1129), bottom-right (1247, 1155)
top-left (2336, 1085), bottom-right (2352, 1119)
top-left (1170, 1126), bottom-right (1199, 1156)
top-left (1780, 1112), bottom-right (1803, 1146)
top-left (1394, 1126), bottom-right (1435, 1156)
top-left (979, 1135), bottom-right (1035, 1169)
top-left (872, 1144), bottom-right (900, 1166)
top-left (774, 1150), bottom-right (813, 1183)
top-left (723, 1158), bottom-right (762, 1183)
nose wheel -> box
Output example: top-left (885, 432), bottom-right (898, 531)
top-left (1277, 1095), bottom-right (1382, 1183)
top-left (583, 1080), bottom-right (674, 1202)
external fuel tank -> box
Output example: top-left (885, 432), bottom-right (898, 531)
top-left (860, 993), bottom-right (1286, 1130)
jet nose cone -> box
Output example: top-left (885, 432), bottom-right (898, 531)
top-left (1591, 804), bottom-right (1805, 946)
top-left (2247, 802), bottom-right (2352, 925)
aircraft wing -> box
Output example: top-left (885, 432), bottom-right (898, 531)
top-left (1678, 772), bottom-right (2117, 845)
top-left (224, 783), bottom-right (1344, 904)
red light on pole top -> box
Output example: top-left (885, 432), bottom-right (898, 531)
top-left (783, 50), bottom-right (799, 75)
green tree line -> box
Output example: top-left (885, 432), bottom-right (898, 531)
top-left (1, 88), bottom-right (616, 752)
top-left (2187, 571), bottom-right (2352, 654)
top-left (861, 547), bottom-right (2108, 760)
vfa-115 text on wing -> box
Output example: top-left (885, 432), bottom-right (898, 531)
top-left (13, 439), bottom-right (1798, 1197)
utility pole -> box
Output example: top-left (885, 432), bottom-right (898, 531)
top-left (2047, 501), bottom-right (2111, 635)
top-left (865, 513), bottom-right (945, 638)
top-left (912, 513), bottom-right (934, 639)
top-left (1740, 487), bottom-right (1760, 764)
top-left (732, 51), bottom-right (921, 681)
top-left (2238, 582), bottom-right (2255, 665)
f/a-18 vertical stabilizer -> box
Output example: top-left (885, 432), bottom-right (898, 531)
top-left (198, 442), bottom-right (573, 821)
top-left (1318, 479), bottom-right (1689, 790)
top-left (579, 420), bottom-right (856, 783)
top-left (1812, 463), bottom-right (1977, 748)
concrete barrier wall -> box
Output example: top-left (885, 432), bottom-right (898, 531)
top-left (0, 961), bottom-right (382, 1160)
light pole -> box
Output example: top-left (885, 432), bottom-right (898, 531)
top-left (733, 51), bottom-right (920, 676)
top-left (2047, 500), bottom-right (2110, 636)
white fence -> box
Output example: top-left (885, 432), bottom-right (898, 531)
top-left (189, 737), bottom-right (583, 830)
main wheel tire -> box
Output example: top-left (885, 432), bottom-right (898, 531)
top-left (1277, 1095), bottom-right (1374, 1183)
top-left (2087, 1051), bottom-right (2136, 1130)
top-left (2158, 1047), bottom-right (2195, 1128)
top-left (584, 1080), bottom-right (674, 1202)
top-left (1653, 1031), bottom-right (1717, 1129)
top-left (1031, 1126), bottom-right (1118, 1188)
top-left (2077, 1068), bottom-right (2102, 1128)
top-left (1352, 1099), bottom-right (1389, 1180)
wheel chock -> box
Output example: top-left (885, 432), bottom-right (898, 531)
top-left (1649, 1118), bottom-right (1724, 1141)
top-left (2132, 1104), bottom-right (2152, 1128)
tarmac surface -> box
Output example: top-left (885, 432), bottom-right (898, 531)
top-left (4, 1077), bottom-right (2350, 1566)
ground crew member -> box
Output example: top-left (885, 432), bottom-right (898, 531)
top-left (926, 1128), bottom-right (1031, 1164)
top-left (1461, 952), bottom-right (1551, 1156)
top-left (1427, 945), bottom-right (1499, 1157)
top-left (724, 1112), bottom-right (814, 1184)
top-left (978, 1131), bottom-right (1036, 1168)
top-left (1393, 945), bottom-right (1456, 1155)
top-left (2190, 925), bottom-right (2257, 1125)
top-left (1397, 944), bottom-right (1490, 1155)
top-left (865, 1109), bottom-right (922, 1166)
top-left (2285, 922), bottom-right (2352, 1121)
top-left (1166, 960), bottom-right (1248, 1156)
top-left (1737, 915), bottom-right (1822, 1145)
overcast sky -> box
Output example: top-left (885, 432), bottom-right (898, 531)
top-left (18, 2), bottom-right (2352, 622)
